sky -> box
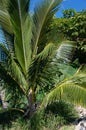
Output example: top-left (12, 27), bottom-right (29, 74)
top-left (57, 0), bottom-right (86, 17)
top-left (30, 0), bottom-right (86, 17)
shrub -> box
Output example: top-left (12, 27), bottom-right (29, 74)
top-left (29, 101), bottom-right (78, 130)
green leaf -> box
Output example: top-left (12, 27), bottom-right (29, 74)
top-left (32, 0), bottom-right (62, 56)
top-left (56, 41), bottom-right (75, 62)
top-left (8, 0), bottom-right (32, 74)
top-left (42, 72), bottom-right (86, 107)
top-left (0, 11), bottom-right (13, 34)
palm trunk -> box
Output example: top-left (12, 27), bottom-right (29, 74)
top-left (24, 88), bottom-right (37, 117)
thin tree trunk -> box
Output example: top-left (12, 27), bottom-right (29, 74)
top-left (24, 89), bottom-right (37, 117)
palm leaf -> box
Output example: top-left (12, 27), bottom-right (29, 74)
top-left (7, 58), bottom-right (28, 94)
top-left (0, 11), bottom-right (13, 34)
top-left (37, 42), bottom-right (55, 59)
top-left (0, 62), bottom-right (27, 109)
top-left (32, 0), bottom-right (62, 56)
top-left (0, 60), bottom-right (27, 96)
top-left (56, 41), bottom-right (76, 62)
top-left (7, 0), bottom-right (32, 74)
top-left (0, 0), bottom-right (12, 33)
top-left (42, 72), bottom-right (86, 107)
top-left (29, 41), bottom-right (76, 90)
top-left (28, 42), bottom-right (55, 84)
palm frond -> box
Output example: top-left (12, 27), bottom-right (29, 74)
top-left (0, 0), bottom-right (12, 33)
top-left (42, 72), bottom-right (86, 107)
top-left (6, 0), bottom-right (32, 74)
top-left (28, 42), bottom-right (58, 89)
top-left (32, 0), bottom-right (62, 56)
top-left (28, 43), bottom-right (55, 87)
top-left (0, 60), bottom-right (27, 96)
top-left (0, 66), bottom-right (25, 106)
top-left (0, 11), bottom-right (13, 34)
top-left (56, 41), bottom-right (76, 62)
top-left (7, 58), bottom-right (28, 94)
top-left (28, 41), bottom-right (76, 91)
top-left (37, 43), bottom-right (55, 60)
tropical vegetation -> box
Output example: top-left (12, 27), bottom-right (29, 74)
top-left (0, 0), bottom-right (86, 129)
top-left (52, 9), bottom-right (86, 63)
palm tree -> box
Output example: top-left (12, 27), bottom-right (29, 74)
top-left (0, 0), bottom-right (86, 122)
top-left (0, 0), bottom-right (66, 115)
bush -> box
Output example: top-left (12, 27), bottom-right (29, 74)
top-left (29, 101), bottom-right (78, 130)
top-left (45, 100), bottom-right (78, 123)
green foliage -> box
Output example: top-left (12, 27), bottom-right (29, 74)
top-left (28, 109), bottom-right (45, 130)
top-left (42, 65), bottom-right (86, 107)
top-left (45, 101), bottom-right (78, 123)
top-left (29, 101), bottom-right (78, 130)
top-left (0, 117), bottom-right (29, 130)
top-left (77, 39), bottom-right (86, 63)
top-left (0, 0), bottom-right (64, 110)
top-left (0, 1), bottom-right (76, 128)
top-left (62, 9), bottom-right (76, 18)
top-left (0, 109), bottom-right (24, 129)
top-left (53, 11), bottom-right (86, 41)
top-left (0, 1), bottom-right (86, 129)
top-left (52, 10), bottom-right (86, 63)
top-left (38, 63), bottom-right (77, 96)
top-left (10, 118), bottom-right (28, 130)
